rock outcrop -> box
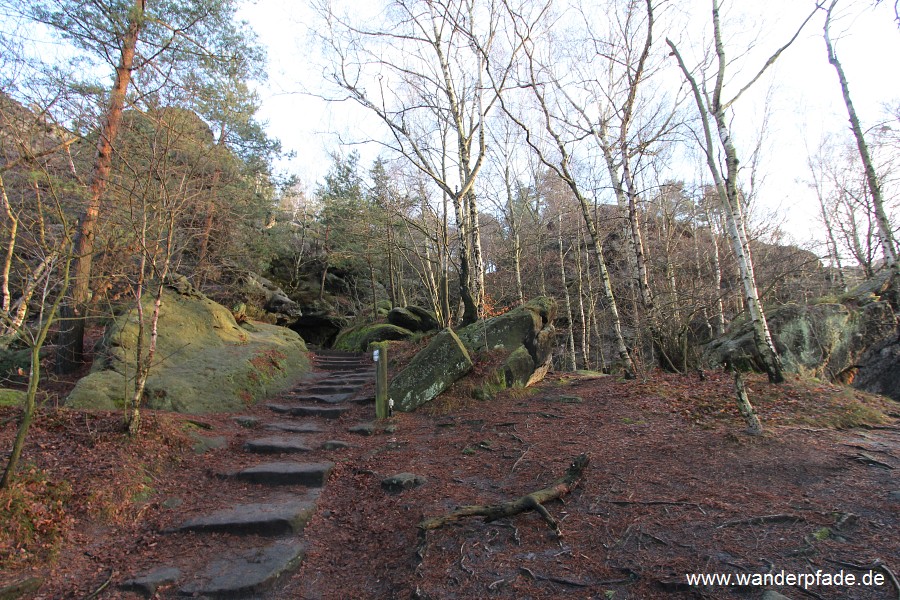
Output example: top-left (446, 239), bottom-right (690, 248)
top-left (386, 306), bottom-right (440, 333)
top-left (389, 298), bottom-right (556, 412)
top-left (333, 323), bottom-right (414, 352)
top-left (67, 278), bottom-right (309, 413)
top-left (704, 274), bottom-right (900, 400)
top-left (389, 328), bottom-right (474, 412)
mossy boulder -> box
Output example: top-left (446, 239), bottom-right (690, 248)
top-left (389, 328), bottom-right (473, 412)
top-left (704, 291), bottom-right (896, 382)
top-left (391, 298), bottom-right (557, 411)
top-left (386, 307), bottom-right (423, 331)
top-left (67, 283), bottom-right (309, 413)
top-left (458, 298), bottom-right (555, 376)
top-left (0, 388), bottom-right (26, 407)
top-left (333, 323), bottom-right (414, 352)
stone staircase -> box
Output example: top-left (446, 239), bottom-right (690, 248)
top-left (121, 351), bottom-right (375, 598)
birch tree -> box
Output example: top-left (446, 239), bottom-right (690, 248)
top-left (664, 0), bottom-right (819, 384)
top-left (824, 0), bottom-right (899, 277)
top-left (497, 2), bottom-right (637, 378)
top-left (316, 0), bottom-right (543, 324)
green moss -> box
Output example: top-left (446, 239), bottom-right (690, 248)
top-left (0, 388), bottom-right (26, 407)
top-left (67, 289), bottom-right (309, 414)
top-left (333, 323), bottom-right (413, 352)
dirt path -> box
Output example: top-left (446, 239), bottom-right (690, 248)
top-left (2, 368), bottom-right (898, 599)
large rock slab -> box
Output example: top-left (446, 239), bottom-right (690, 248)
top-left (67, 277), bottom-right (310, 413)
top-left (265, 421), bottom-right (324, 434)
top-left (244, 436), bottom-right (313, 454)
top-left (231, 461), bottom-right (334, 486)
top-left (390, 298), bottom-right (556, 411)
top-left (386, 306), bottom-right (439, 332)
top-left (179, 540), bottom-right (304, 597)
top-left (389, 328), bottom-right (474, 412)
top-left (173, 496), bottom-right (318, 535)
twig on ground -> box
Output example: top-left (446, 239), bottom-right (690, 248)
top-left (591, 498), bottom-right (707, 515)
top-left (717, 514), bottom-right (804, 528)
top-left (84, 570), bottom-right (113, 600)
top-left (846, 453), bottom-right (895, 469)
top-left (509, 410), bottom-right (564, 419)
top-left (511, 446), bottom-right (530, 472)
top-left (418, 454), bottom-right (589, 538)
top-left (793, 586), bottom-right (825, 599)
top-left (825, 558), bottom-right (900, 599)
top-left (519, 566), bottom-right (590, 587)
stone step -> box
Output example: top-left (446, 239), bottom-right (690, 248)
top-left (264, 421), bottom-right (324, 434)
top-left (267, 403), bottom-right (350, 419)
top-left (231, 461), bottom-right (334, 486)
top-left (179, 540), bottom-right (305, 597)
top-left (315, 350), bottom-right (364, 357)
top-left (304, 379), bottom-right (369, 389)
top-left (318, 366), bottom-right (372, 374)
top-left (245, 436), bottom-right (313, 454)
top-left (171, 495), bottom-right (319, 536)
top-left (305, 384), bottom-right (360, 394)
top-left (283, 393), bottom-right (352, 404)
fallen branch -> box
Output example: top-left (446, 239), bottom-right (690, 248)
top-left (419, 453), bottom-right (589, 538)
top-left (825, 559), bottom-right (900, 599)
top-left (592, 498), bottom-right (707, 515)
top-left (520, 566), bottom-right (589, 587)
top-left (717, 514), bottom-right (804, 529)
top-left (509, 410), bottom-right (564, 419)
top-left (84, 570), bottom-right (113, 600)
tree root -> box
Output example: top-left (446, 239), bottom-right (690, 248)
top-left (419, 453), bottom-right (589, 538)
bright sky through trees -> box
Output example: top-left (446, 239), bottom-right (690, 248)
top-left (240, 0), bottom-right (900, 245)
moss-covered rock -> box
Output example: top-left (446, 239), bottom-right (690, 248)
top-left (333, 323), bottom-right (414, 352)
top-left (0, 388), bottom-right (26, 407)
top-left (386, 307), bottom-right (423, 332)
top-left (67, 284), bottom-right (309, 414)
top-left (391, 298), bottom-right (557, 411)
top-left (503, 345), bottom-right (537, 387)
top-left (386, 306), bottom-right (440, 333)
top-left (704, 285), bottom-right (896, 384)
top-left (389, 328), bottom-right (473, 412)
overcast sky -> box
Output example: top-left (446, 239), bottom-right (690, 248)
top-left (239, 0), bottom-right (900, 246)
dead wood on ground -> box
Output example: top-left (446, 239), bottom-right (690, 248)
top-left (419, 453), bottom-right (589, 537)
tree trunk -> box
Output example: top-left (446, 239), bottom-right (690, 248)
top-left (824, 1), bottom-right (898, 275)
top-left (2, 252), bottom-right (70, 488)
top-left (453, 191), bottom-right (478, 325)
top-left (558, 212), bottom-right (577, 371)
top-left (667, 25), bottom-right (784, 383)
top-left (730, 363), bottom-right (763, 435)
top-left (56, 0), bottom-right (144, 373)
top-left (574, 224), bottom-right (589, 369)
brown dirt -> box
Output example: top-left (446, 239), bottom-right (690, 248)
top-left (1, 365), bottom-right (899, 600)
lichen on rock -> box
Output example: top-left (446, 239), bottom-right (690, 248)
top-left (67, 282), bottom-right (309, 413)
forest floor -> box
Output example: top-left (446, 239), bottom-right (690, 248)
top-left (1, 357), bottom-right (899, 599)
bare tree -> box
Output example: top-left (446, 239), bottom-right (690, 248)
top-left (497, 1), bottom-right (637, 377)
top-left (316, 0), bottom-right (541, 324)
top-left (824, 0), bottom-right (899, 277)
top-left (664, 0), bottom-right (819, 384)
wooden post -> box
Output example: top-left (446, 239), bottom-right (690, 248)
top-left (373, 342), bottom-right (389, 419)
